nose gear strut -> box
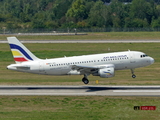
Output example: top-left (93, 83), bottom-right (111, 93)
top-left (131, 69), bottom-right (136, 78)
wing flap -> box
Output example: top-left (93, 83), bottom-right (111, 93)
top-left (71, 64), bottom-right (114, 74)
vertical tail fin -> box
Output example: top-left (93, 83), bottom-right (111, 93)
top-left (7, 37), bottom-right (40, 63)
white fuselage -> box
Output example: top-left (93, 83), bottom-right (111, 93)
top-left (7, 51), bottom-right (154, 76)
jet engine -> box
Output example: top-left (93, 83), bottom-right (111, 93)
top-left (98, 67), bottom-right (115, 78)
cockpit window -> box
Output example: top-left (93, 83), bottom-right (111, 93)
top-left (140, 54), bottom-right (148, 58)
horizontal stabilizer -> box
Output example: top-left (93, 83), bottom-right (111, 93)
top-left (7, 64), bottom-right (30, 70)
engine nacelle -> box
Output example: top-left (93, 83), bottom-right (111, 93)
top-left (98, 67), bottom-right (115, 78)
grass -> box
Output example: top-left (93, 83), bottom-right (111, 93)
top-left (0, 96), bottom-right (159, 120)
top-left (0, 32), bottom-right (160, 40)
top-left (0, 33), bottom-right (160, 120)
top-left (0, 42), bottom-right (159, 85)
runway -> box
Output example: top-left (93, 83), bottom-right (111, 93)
top-left (1, 85), bottom-right (160, 96)
top-left (1, 40), bottom-right (160, 43)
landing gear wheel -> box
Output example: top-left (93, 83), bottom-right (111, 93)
top-left (132, 74), bottom-right (136, 78)
top-left (130, 69), bottom-right (136, 78)
top-left (82, 77), bottom-right (89, 84)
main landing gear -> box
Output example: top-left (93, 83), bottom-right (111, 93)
top-left (131, 69), bottom-right (136, 78)
top-left (82, 74), bottom-right (89, 84)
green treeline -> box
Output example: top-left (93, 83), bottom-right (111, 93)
top-left (0, 0), bottom-right (160, 30)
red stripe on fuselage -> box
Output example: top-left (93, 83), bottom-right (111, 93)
top-left (14, 58), bottom-right (28, 62)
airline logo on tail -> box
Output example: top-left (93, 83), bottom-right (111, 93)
top-left (9, 44), bottom-right (33, 62)
top-left (7, 37), bottom-right (40, 63)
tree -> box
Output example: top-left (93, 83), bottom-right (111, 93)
top-left (45, 21), bottom-right (59, 29)
top-left (66, 0), bottom-right (87, 21)
top-left (87, 1), bottom-right (107, 27)
top-left (110, 0), bottom-right (126, 28)
top-left (151, 17), bottom-right (160, 28)
top-left (31, 12), bottom-right (46, 29)
top-left (155, 5), bottom-right (160, 18)
top-left (0, 0), bottom-right (160, 30)
top-left (125, 18), bottom-right (149, 28)
top-left (51, 0), bottom-right (73, 20)
top-left (130, 0), bottom-right (155, 24)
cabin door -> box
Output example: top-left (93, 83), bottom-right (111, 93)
top-left (129, 52), bottom-right (135, 63)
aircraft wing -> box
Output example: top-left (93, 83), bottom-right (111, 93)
top-left (71, 64), bottom-right (114, 74)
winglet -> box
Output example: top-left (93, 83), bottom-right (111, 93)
top-left (7, 37), bottom-right (40, 63)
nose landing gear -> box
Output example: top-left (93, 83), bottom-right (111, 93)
top-left (131, 69), bottom-right (136, 78)
top-left (132, 74), bottom-right (136, 78)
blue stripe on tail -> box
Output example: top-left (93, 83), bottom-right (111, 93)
top-left (9, 44), bottom-right (33, 61)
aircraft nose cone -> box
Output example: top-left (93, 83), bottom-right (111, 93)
top-left (150, 58), bottom-right (154, 64)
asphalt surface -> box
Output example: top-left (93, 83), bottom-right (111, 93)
top-left (0, 85), bottom-right (160, 96)
top-left (1, 40), bottom-right (160, 43)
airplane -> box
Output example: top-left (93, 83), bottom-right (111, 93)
top-left (7, 37), bottom-right (154, 84)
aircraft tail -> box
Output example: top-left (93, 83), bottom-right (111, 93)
top-left (7, 37), bottom-right (40, 63)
